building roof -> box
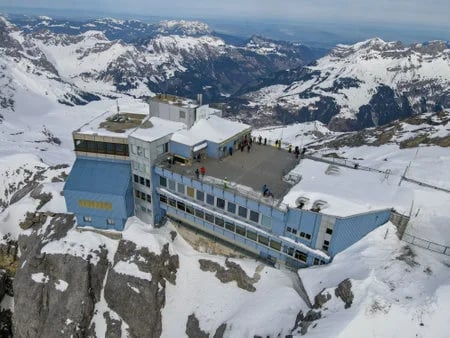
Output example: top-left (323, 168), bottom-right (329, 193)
top-left (171, 115), bottom-right (251, 146)
top-left (64, 158), bottom-right (131, 195)
top-left (151, 93), bottom-right (199, 109)
top-left (129, 116), bottom-right (186, 142)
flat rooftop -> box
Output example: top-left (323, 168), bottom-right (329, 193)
top-left (161, 144), bottom-right (300, 201)
top-left (152, 93), bottom-right (198, 109)
top-left (76, 111), bottom-right (150, 138)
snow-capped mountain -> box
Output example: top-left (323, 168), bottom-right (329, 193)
top-left (0, 15), bottom-right (319, 110)
top-left (241, 38), bottom-right (450, 131)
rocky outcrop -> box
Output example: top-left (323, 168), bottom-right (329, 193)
top-left (334, 279), bottom-right (354, 309)
top-left (186, 313), bottom-right (209, 338)
top-left (13, 213), bottom-right (111, 338)
top-left (313, 288), bottom-right (332, 309)
top-left (104, 240), bottom-right (179, 338)
top-left (198, 259), bottom-right (263, 292)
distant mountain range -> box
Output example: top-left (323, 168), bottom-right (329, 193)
top-left (0, 14), bottom-right (449, 131)
top-left (237, 38), bottom-right (450, 130)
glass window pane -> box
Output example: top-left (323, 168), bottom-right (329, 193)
top-left (205, 213), bottom-right (214, 223)
top-left (186, 205), bottom-right (194, 215)
top-left (258, 235), bottom-right (269, 246)
top-left (177, 201), bottom-right (185, 211)
top-left (225, 221), bottom-right (234, 231)
top-left (196, 190), bottom-right (204, 202)
top-left (238, 206), bottom-right (247, 218)
top-left (236, 225), bottom-right (246, 236)
top-left (206, 194), bottom-right (214, 205)
top-left (169, 198), bottom-right (176, 207)
top-left (168, 180), bottom-right (176, 191)
top-left (215, 217), bottom-right (224, 227)
top-left (160, 176), bottom-right (167, 187)
top-left (195, 209), bottom-right (204, 219)
top-left (261, 215), bottom-right (272, 229)
top-left (270, 240), bottom-right (281, 251)
top-left (216, 198), bottom-right (225, 209)
top-left (177, 183), bottom-right (185, 194)
top-left (227, 202), bottom-right (236, 214)
top-left (159, 194), bottom-right (167, 203)
top-left (246, 230), bottom-right (257, 241)
top-left (249, 210), bottom-right (259, 223)
top-left (187, 187), bottom-right (195, 198)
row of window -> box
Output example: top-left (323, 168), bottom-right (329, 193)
top-left (134, 174), bottom-right (150, 188)
top-left (78, 199), bottom-right (112, 210)
top-left (313, 258), bottom-right (326, 265)
top-left (160, 176), bottom-right (272, 229)
top-left (286, 227), bottom-right (312, 240)
top-left (160, 194), bottom-right (309, 263)
top-left (74, 139), bottom-right (129, 156)
top-left (135, 189), bottom-right (152, 203)
top-left (82, 216), bottom-right (115, 225)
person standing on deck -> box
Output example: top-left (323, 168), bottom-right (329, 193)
top-left (200, 166), bottom-right (206, 177)
top-left (195, 168), bottom-right (200, 179)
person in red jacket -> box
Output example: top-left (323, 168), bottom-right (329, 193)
top-left (200, 166), bottom-right (206, 177)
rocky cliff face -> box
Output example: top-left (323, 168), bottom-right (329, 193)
top-left (12, 213), bottom-right (180, 338)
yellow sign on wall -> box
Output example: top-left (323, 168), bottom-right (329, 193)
top-left (78, 199), bottom-right (112, 210)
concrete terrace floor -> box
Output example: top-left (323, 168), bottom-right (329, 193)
top-left (166, 144), bottom-right (300, 199)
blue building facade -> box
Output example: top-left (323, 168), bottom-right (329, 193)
top-left (64, 157), bottom-right (134, 230)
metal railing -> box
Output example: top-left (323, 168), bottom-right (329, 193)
top-left (402, 232), bottom-right (450, 256)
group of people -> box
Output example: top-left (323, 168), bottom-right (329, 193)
top-left (238, 136), bottom-right (253, 153)
top-left (195, 166), bottom-right (206, 179)
top-left (262, 184), bottom-right (274, 198)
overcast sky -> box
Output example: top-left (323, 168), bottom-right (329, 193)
top-left (1, 0), bottom-right (449, 28)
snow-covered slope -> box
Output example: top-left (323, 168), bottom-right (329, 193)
top-left (243, 38), bottom-right (450, 131)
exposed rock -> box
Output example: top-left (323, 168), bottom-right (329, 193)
top-left (213, 323), bottom-right (227, 338)
top-left (104, 311), bottom-right (123, 338)
top-left (0, 270), bottom-right (7, 301)
top-left (30, 184), bottom-right (53, 210)
top-left (291, 309), bottom-right (322, 336)
top-left (13, 213), bottom-right (112, 338)
top-left (185, 313), bottom-right (209, 338)
top-left (334, 279), bottom-right (354, 309)
top-left (104, 240), bottom-right (179, 338)
top-left (0, 236), bottom-right (19, 276)
top-left (395, 245), bottom-right (419, 267)
top-left (0, 309), bottom-right (12, 337)
top-left (313, 288), bottom-right (332, 309)
top-left (198, 258), bottom-right (263, 292)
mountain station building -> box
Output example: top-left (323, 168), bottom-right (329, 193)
top-left (64, 94), bottom-right (391, 269)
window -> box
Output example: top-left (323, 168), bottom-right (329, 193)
top-left (168, 180), bottom-right (176, 191)
top-left (258, 235), bottom-right (269, 246)
top-left (322, 245), bottom-right (329, 251)
top-left (134, 174), bottom-right (139, 183)
top-left (270, 240), bottom-right (281, 251)
top-left (324, 240), bottom-right (330, 245)
top-left (305, 234), bottom-right (311, 240)
top-left (97, 142), bottom-right (105, 153)
top-left (295, 250), bottom-right (308, 262)
top-left (160, 176), bottom-right (167, 187)
top-left (216, 198), bottom-right (225, 209)
top-left (87, 141), bottom-right (96, 152)
top-left (287, 247), bottom-right (294, 256)
top-left (159, 194), bottom-right (167, 204)
top-left (186, 205), bottom-right (194, 215)
top-left (169, 198), bottom-right (176, 207)
top-left (107, 218), bottom-right (115, 225)
top-left (106, 143), bottom-right (114, 154)
top-left (292, 228), bottom-right (298, 235)
top-left (137, 146), bottom-right (143, 156)
top-left (206, 194), bottom-right (214, 205)
top-left (146, 194), bottom-right (152, 203)
top-left (205, 213), bottom-right (214, 223)
top-left (116, 144), bottom-right (125, 156)
top-left (215, 217), bottom-right (224, 227)
top-left (177, 183), bottom-right (185, 194)
top-left (195, 209), bottom-right (204, 219)
top-left (249, 210), bottom-right (259, 223)
top-left (227, 202), bottom-right (236, 214)
top-left (246, 230), bottom-right (257, 241)
top-left (179, 110), bottom-right (186, 119)
top-left (83, 216), bottom-right (92, 223)
top-left (146, 179), bottom-right (150, 188)
top-left (235, 225), bottom-right (246, 236)
top-left (300, 232), bottom-right (305, 238)
top-left (261, 215), bottom-right (272, 229)
top-left (287, 227), bottom-right (292, 233)
top-left (196, 190), bottom-right (204, 202)
top-left (140, 176), bottom-right (145, 185)
top-left (177, 201), bottom-right (185, 211)
top-left (326, 228), bottom-right (333, 235)
top-left (156, 143), bottom-right (169, 155)
top-left (135, 190), bottom-right (140, 199)
top-left (238, 206), bottom-right (247, 218)
top-left (186, 187), bottom-right (195, 198)
top-left (140, 192), bottom-right (146, 201)
top-left (313, 258), bottom-right (320, 265)
top-left (225, 221), bottom-right (234, 231)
